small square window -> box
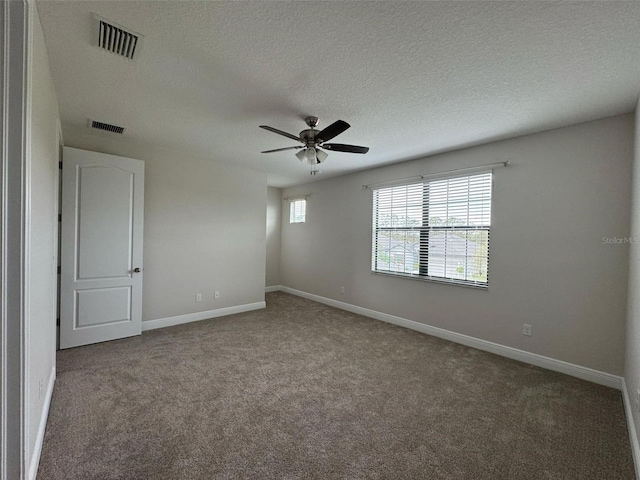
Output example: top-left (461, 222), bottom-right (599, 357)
top-left (290, 198), bottom-right (306, 223)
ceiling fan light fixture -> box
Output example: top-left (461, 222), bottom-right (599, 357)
top-left (316, 148), bottom-right (328, 163)
top-left (305, 148), bottom-right (317, 162)
top-left (295, 149), bottom-right (307, 162)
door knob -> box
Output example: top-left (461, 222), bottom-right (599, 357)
top-left (133, 267), bottom-right (141, 273)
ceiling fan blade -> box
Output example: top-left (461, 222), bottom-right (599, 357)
top-left (261, 146), bottom-right (303, 153)
top-left (259, 125), bottom-right (302, 142)
top-left (316, 120), bottom-right (350, 142)
top-left (322, 143), bottom-right (369, 154)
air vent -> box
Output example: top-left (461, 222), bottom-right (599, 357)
top-left (90, 120), bottom-right (126, 135)
top-left (92, 15), bottom-right (142, 60)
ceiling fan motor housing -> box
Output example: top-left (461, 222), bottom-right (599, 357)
top-left (300, 129), bottom-right (319, 147)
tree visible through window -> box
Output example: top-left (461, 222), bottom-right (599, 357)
top-left (289, 198), bottom-right (306, 223)
top-left (371, 172), bottom-right (492, 287)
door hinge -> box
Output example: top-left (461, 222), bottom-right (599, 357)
top-left (59, 161), bottom-right (62, 170)
top-left (56, 318), bottom-right (60, 326)
top-left (58, 214), bottom-right (61, 222)
top-left (57, 266), bottom-right (61, 274)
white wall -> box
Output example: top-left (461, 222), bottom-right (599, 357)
top-left (266, 186), bottom-right (282, 287)
top-left (28, 2), bottom-right (60, 476)
top-left (62, 132), bottom-right (267, 322)
top-left (282, 114), bottom-right (633, 375)
top-left (625, 98), bottom-right (640, 461)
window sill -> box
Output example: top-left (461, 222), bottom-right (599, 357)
top-left (371, 270), bottom-right (489, 290)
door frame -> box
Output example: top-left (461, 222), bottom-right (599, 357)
top-left (1, 1), bottom-right (31, 479)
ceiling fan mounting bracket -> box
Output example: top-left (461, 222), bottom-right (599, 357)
top-left (304, 116), bottom-right (319, 128)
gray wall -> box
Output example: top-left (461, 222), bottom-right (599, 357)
top-left (266, 186), bottom-right (282, 287)
top-left (28, 2), bottom-right (60, 470)
top-left (282, 114), bottom-right (633, 375)
top-left (626, 99), bottom-right (640, 448)
top-left (63, 132), bottom-right (267, 322)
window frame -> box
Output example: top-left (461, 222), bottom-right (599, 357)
top-left (371, 172), bottom-right (492, 289)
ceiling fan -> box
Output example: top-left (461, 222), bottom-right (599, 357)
top-left (260, 116), bottom-right (369, 174)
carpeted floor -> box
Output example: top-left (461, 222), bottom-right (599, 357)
top-left (38, 292), bottom-right (634, 479)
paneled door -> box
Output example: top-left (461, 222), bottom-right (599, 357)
top-left (60, 147), bottom-right (144, 349)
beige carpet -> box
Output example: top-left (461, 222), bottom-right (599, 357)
top-left (38, 292), bottom-right (634, 479)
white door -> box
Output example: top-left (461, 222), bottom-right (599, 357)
top-left (60, 147), bottom-right (144, 349)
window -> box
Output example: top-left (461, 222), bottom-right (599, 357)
top-left (289, 198), bottom-right (306, 223)
top-left (372, 172), bottom-right (492, 287)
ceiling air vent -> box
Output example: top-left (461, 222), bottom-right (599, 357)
top-left (90, 120), bottom-right (126, 135)
top-left (92, 14), bottom-right (142, 60)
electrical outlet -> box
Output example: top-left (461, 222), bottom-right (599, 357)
top-left (195, 293), bottom-right (202, 302)
top-left (340, 286), bottom-right (345, 294)
top-left (522, 324), bottom-right (532, 336)
top-left (214, 291), bottom-right (220, 299)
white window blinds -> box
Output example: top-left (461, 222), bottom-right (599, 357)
top-left (372, 172), bottom-right (492, 287)
top-left (289, 198), bottom-right (306, 223)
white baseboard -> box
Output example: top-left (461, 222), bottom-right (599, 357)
top-left (265, 285), bottom-right (283, 293)
top-left (142, 302), bottom-right (266, 331)
top-left (28, 366), bottom-right (55, 480)
top-left (281, 286), bottom-right (623, 390)
top-left (622, 379), bottom-right (640, 479)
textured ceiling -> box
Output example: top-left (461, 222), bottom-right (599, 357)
top-left (37, 1), bottom-right (640, 187)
